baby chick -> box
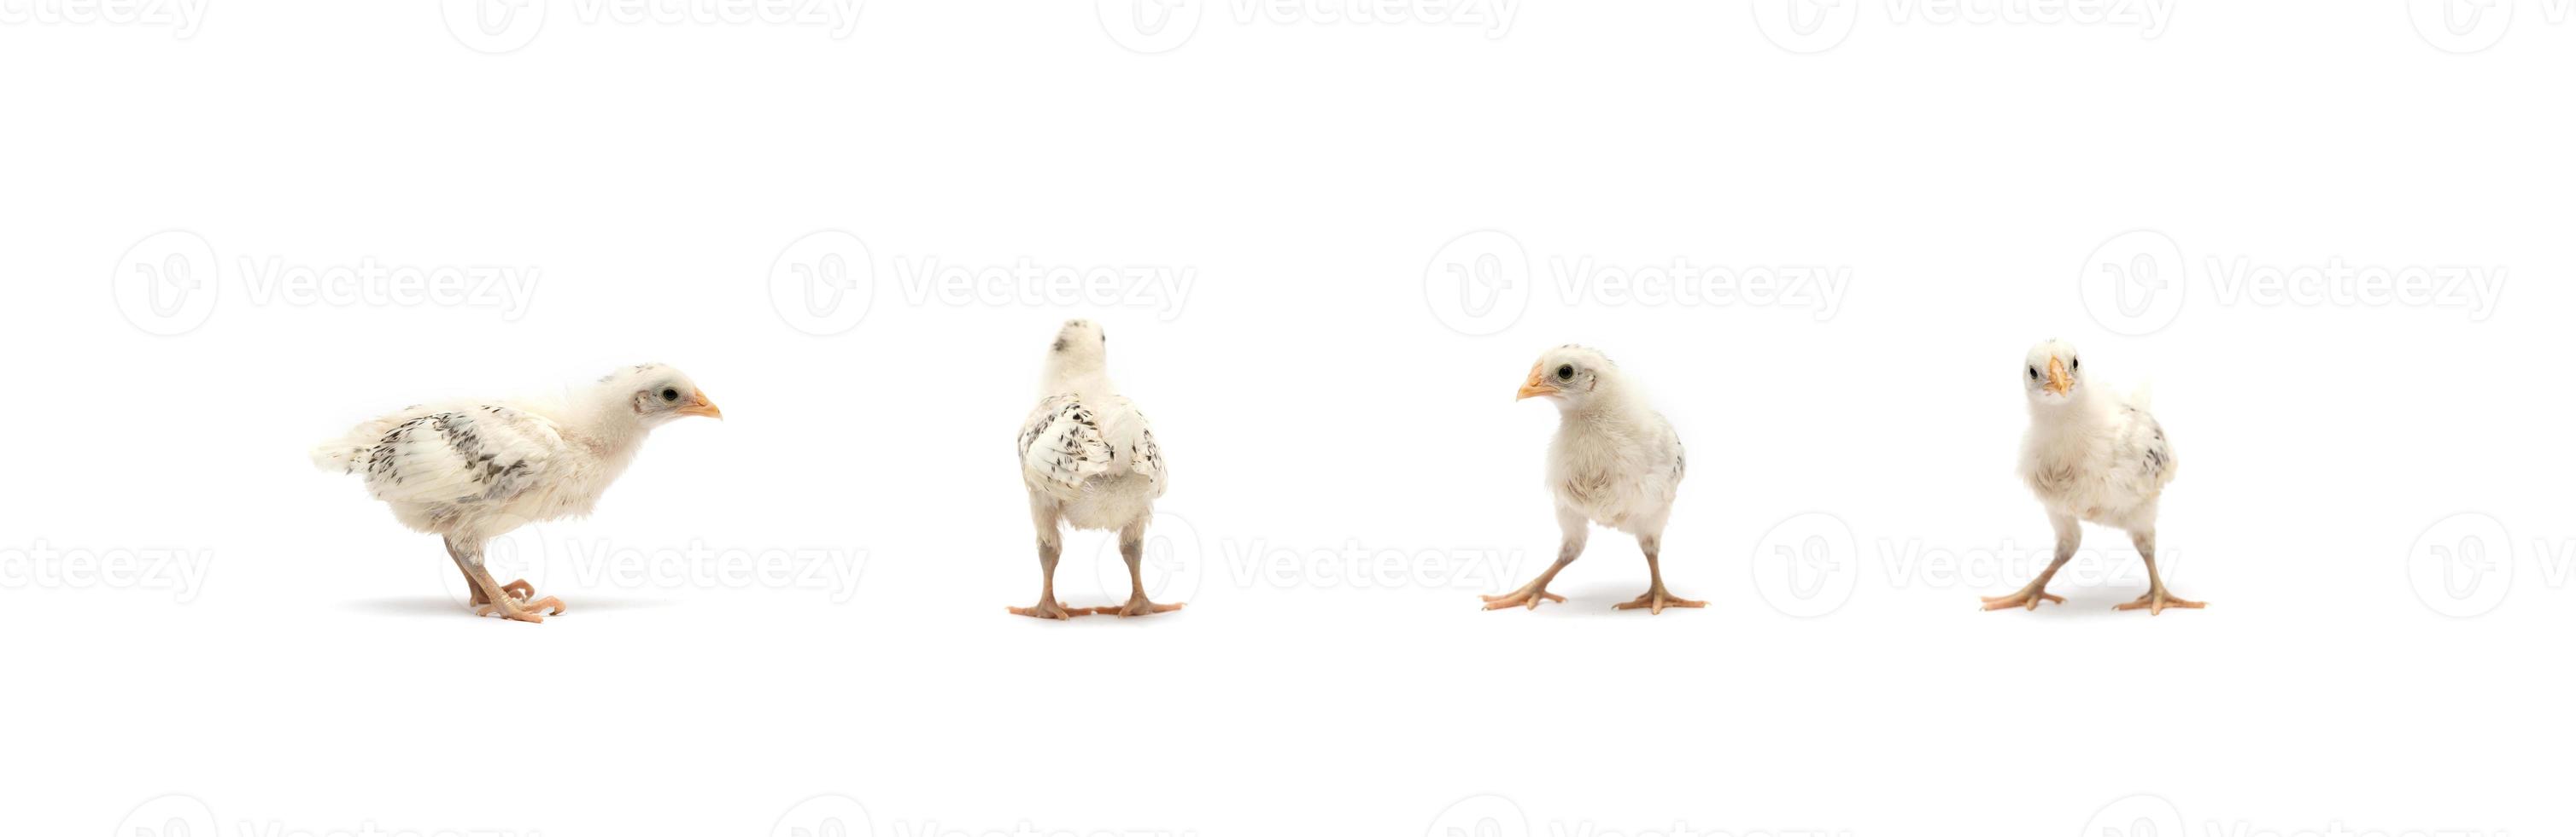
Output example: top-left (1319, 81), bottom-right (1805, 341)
top-left (312, 365), bottom-right (723, 623)
top-left (1982, 341), bottom-right (2204, 615)
top-left (1484, 345), bottom-right (1702, 614)
top-left (1014, 319), bottom-right (1179, 619)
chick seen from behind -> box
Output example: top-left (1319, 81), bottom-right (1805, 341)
top-left (1013, 319), bottom-right (1179, 619)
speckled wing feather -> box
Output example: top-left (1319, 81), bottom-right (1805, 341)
top-left (1019, 394), bottom-right (1165, 499)
top-left (339, 406), bottom-right (568, 507)
top-left (1020, 394), bottom-right (1115, 498)
top-left (2118, 401), bottom-right (2178, 489)
top-left (1115, 396), bottom-right (1166, 487)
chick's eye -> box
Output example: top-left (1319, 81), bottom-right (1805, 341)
top-left (2029, 366), bottom-right (2039, 379)
top-left (660, 389), bottom-right (680, 402)
top-left (1555, 365), bottom-right (1574, 381)
top-left (2070, 358), bottom-right (2079, 371)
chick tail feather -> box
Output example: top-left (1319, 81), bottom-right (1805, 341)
top-left (310, 441), bottom-right (365, 474)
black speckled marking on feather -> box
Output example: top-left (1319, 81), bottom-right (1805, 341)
top-left (359, 407), bottom-right (542, 503)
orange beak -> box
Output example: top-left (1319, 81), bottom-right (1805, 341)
top-left (2045, 357), bottom-right (2071, 395)
top-left (676, 389), bottom-right (724, 419)
top-left (1516, 362), bottom-right (1559, 401)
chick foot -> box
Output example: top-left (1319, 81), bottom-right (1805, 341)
top-left (476, 594), bottom-right (567, 623)
top-left (1479, 587), bottom-right (1566, 611)
top-left (1612, 587), bottom-right (1706, 614)
top-left (1099, 596), bottom-right (1184, 618)
top-left (471, 578), bottom-right (537, 606)
top-left (1979, 589), bottom-right (2066, 612)
top-left (2114, 590), bottom-right (2205, 615)
top-left (1008, 599), bottom-right (1098, 620)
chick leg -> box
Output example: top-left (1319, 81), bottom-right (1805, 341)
top-left (446, 538), bottom-right (565, 623)
top-left (1613, 533), bottom-right (1705, 614)
top-left (2115, 530), bottom-right (2204, 615)
top-left (1009, 503), bottom-right (1095, 620)
top-left (1982, 512), bottom-right (2078, 612)
top-left (1484, 506), bottom-right (1585, 611)
top-left (1101, 518), bottom-right (1184, 618)
top-left (451, 559), bottom-right (534, 606)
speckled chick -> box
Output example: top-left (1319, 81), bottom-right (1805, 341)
top-left (313, 364), bottom-right (722, 623)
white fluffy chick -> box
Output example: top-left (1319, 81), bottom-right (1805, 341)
top-left (1013, 320), bottom-right (1177, 619)
top-left (1982, 341), bottom-right (2203, 615)
top-left (312, 364), bottom-right (723, 623)
top-left (1484, 345), bottom-right (1702, 614)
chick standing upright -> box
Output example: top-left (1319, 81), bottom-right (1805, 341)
top-left (1484, 345), bottom-right (1702, 614)
top-left (312, 364), bottom-right (723, 623)
top-left (1983, 340), bottom-right (2204, 615)
top-left (1013, 319), bottom-right (1179, 620)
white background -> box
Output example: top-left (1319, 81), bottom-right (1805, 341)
top-left (3, 2), bottom-right (2573, 835)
